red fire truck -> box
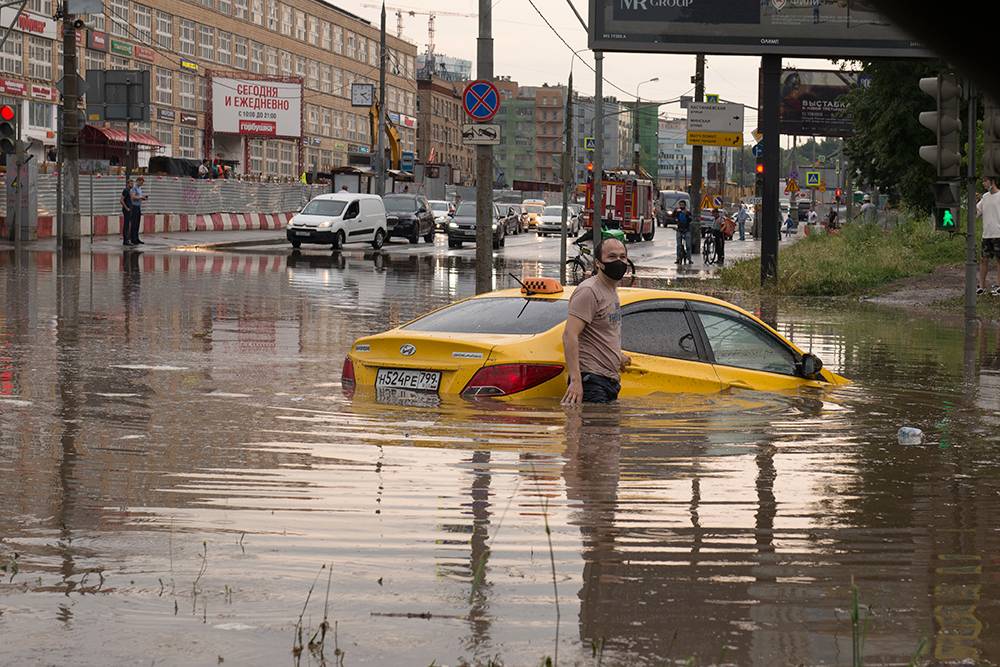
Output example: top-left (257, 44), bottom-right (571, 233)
top-left (582, 170), bottom-right (656, 242)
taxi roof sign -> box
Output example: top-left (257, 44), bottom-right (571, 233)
top-left (519, 277), bottom-right (564, 295)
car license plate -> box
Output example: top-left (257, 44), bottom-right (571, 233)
top-left (376, 368), bottom-right (441, 392)
top-left (294, 231), bottom-right (311, 237)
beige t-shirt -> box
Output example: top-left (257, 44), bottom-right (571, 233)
top-left (567, 275), bottom-right (623, 381)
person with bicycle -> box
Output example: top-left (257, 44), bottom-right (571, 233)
top-left (709, 208), bottom-right (726, 264)
top-left (673, 200), bottom-right (693, 265)
top-left (562, 238), bottom-right (631, 405)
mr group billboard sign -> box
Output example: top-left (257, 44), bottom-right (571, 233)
top-left (211, 77), bottom-right (301, 138)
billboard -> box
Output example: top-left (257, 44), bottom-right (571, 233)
top-left (588, 0), bottom-right (928, 58)
top-left (211, 77), bottom-right (301, 138)
top-left (780, 69), bottom-right (865, 137)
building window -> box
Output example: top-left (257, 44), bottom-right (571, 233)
top-left (199, 26), bottom-right (214, 61)
top-left (295, 55), bottom-right (305, 79)
top-left (345, 32), bottom-right (354, 59)
top-left (108, 0), bottom-right (128, 38)
top-left (197, 77), bottom-right (207, 112)
top-left (28, 36), bottom-right (51, 81)
top-left (28, 0), bottom-right (52, 13)
top-left (294, 10), bottom-right (305, 40)
top-left (234, 0), bottom-right (247, 19)
top-left (369, 40), bottom-right (378, 67)
top-left (218, 0), bottom-right (231, 15)
top-left (156, 68), bottom-right (172, 105)
top-left (332, 67), bottom-right (341, 96)
top-left (357, 36), bottom-right (366, 65)
top-left (332, 25), bottom-right (342, 54)
top-left (1, 34), bottom-right (22, 75)
top-left (178, 126), bottom-right (196, 158)
top-left (154, 122), bottom-right (173, 147)
top-left (249, 139), bottom-right (263, 173)
top-left (279, 141), bottom-right (293, 177)
top-left (217, 32), bottom-right (231, 65)
top-left (321, 21), bottom-right (331, 50)
top-left (110, 55), bottom-right (129, 70)
top-left (280, 50), bottom-right (291, 76)
top-left (306, 60), bottom-right (318, 90)
top-left (132, 4), bottom-right (152, 44)
top-left (251, 0), bottom-right (263, 25)
top-left (156, 12), bottom-right (173, 50)
top-left (234, 36), bottom-right (248, 70)
top-left (179, 72), bottom-right (195, 111)
top-left (265, 141), bottom-right (278, 173)
top-left (280, 3), bottom-right (292, 36)
top-left (84, 48), bottom-right (104, 73)
top-left (28, 101), bottom-right (50, 128)
top-left (265, 47), bottom-right (277, 76)
top-left (179, 20), bottom-right (195, 56)
top-left (307, 105), bottom-right (318, 133)
top-left (320, 64), bottom-right (330, 93)
top-left (266, 0), bottom-right (277, 30)
top-left (321, 108), bottom-right (331, 136)
top-left (250, 42), bottom-right (263, 74)
top-left (308, 16), bottom-right (318, 45)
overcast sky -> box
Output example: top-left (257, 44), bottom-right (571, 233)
top-left (346, 0), bottom-right (850, 144)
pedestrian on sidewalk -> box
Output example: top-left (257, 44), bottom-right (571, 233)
top-left (977, 175), bottom-right (1000, 296)
top-left (561, 238), bottom-right (631, 405)
top-left (673, 200), bottom-right (693, 264)
top-left (120, 177), bottom-right (134, 246)
top-left (860, 194), bottom-right (878, 225)
top-left (735, 204), bottom-right (750, 241)
top-left (129, 177), bottom-right (148, 245)
top-left (808, 206), bottom-right (818, 227)
top-left (711, 208), bottom-right (726, 264)
top-left (198, 159), bottom-right (210, 179)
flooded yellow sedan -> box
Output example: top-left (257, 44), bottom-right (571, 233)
top-left (343, 281), bottom-right (848, 401)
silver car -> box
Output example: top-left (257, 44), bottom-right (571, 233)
top-left (536, 205), bottom-right (578, 236)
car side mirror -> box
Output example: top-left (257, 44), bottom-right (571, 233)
top-left (799, 353), bottom-right (824, 379)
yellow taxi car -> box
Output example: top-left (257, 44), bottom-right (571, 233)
top-left (342, 280), bottom-right (848, 402)
top-left (521, 200), bottom-right (546, 229)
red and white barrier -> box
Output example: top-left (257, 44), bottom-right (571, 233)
top-left (1, 211), bottom-right (295, 240)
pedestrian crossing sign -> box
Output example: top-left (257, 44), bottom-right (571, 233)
top-left (584, 137), bottom-right (596, 151)
top-left (805, 171), bottom-right (821, 188)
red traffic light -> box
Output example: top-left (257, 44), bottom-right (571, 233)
top-left (835, 188), bottom-right (843, 198)
top-left (0, 105), bottom-right (14, 122)
top-left (586, 162), bottom-right (593, 172)
top-left (755, 163), bottom-right (764, 174)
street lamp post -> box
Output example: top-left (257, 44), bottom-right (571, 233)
top-left (634, 77), bottom-right (658, 174)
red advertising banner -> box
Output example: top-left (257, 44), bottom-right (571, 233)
top-left (239, 119), bottom-right (277, 136)
top-left (87, 30), bottom-right (108, 51)
top-left (0, 78), bottom-right (26, 96)
top-left (134, 45), bottom-right (155, 62)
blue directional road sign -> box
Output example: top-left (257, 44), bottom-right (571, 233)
top-left (463, 80), bottom-right (501, 122)
top-left (752, 142), bottom-right (764, 158)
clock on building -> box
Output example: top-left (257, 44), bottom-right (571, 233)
top-left (351, 83), bottom-right (375, 108)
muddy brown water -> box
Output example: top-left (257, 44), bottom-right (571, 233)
top-left (1, 248), bottom-right (999, 666)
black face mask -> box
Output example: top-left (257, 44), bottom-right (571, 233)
top-left (599, 259), bottom-right (628, 281)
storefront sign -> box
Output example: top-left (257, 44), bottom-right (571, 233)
top-left (134, 45), bottom-right (155, 62)
top-left (180, 113), bottom-right (198, 126)
top-left (0, 78), bottom-right (26, 96)
top-left (87, 30), bottom-right (108, 52)
top-left (31, 84), bottom-right (54, 100)
top-left (110, 40), bottom-right (133, 57)
top-left (157, 108), bottom-right (176, 121)
top-left (0, 7), bottom-right (57, 40)
top-left (210, 76), bottom-right (302, 138)
top-left (180, 60), bottom-right (199, 72)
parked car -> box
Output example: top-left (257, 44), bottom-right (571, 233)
top-left (428, 199), bottom-right (454, 232)
top-left (522, 200), bottom-right (546, 229)
top-left (286, 192), bottom-right (387, 250)
top-left (657, 190), bottom-right (691, 227)
top-left (383, 194), bottom-right (436, 244)
top-left (447, 201), bottom-right (506, 250)
top-left (537, 205), bottom-right (578, 236)
top-left (797, 200), bottom-right (812, 222)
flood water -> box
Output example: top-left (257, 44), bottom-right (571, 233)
top-left (1, 247), bottom-right (999, 667)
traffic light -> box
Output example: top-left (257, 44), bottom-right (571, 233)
top-left (985, 96), bottom-right (1000, 179)
top-left (932, 180), bottom-right (960, 232)
top-left (918, 74), bottom-right (961, 178)
top-left (834, 187), bottom-right (843, 202)
top-left (0, 104), bottom-right (15, 155)
top-left (755, 162), bottom-right (764, 175)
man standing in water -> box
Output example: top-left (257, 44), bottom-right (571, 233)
top-left (562, 238), bottom-right (631, 404)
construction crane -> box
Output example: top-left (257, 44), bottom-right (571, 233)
top-left (359, 3), bottom-right (474, 64)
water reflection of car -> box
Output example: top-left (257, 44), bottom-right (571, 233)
top-left (536, 205), bottom-right (579, 236)
top-left (428, 199), bottom-right (454, 233)
top-left (447, 201), bottom-right (506, 250)
top-left (342, 279), bottom-right (848, 402)
top-left (286, 192), bottom-right (388, 250)
top-left (383, 194), bottom-right (436, 244)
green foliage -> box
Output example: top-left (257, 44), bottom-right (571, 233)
top-left (719, 217), bottom-right (967, 296)
top-left (843, 60), bottom-right (945, 210)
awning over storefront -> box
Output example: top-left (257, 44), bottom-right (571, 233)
top-left (82, 125), bottom-right (164, 148)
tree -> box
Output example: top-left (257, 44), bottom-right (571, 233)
top-left (843, 60), bottom-right (944, 210)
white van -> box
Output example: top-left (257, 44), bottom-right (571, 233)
top-left (286, 192), bottom-right (388, 250)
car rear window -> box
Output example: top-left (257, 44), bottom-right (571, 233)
top-left (384, 196), bottom-right (417, 213)
top-left (404, 297), bottom-right (569, 334)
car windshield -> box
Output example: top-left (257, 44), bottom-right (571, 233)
top-left (430, 202), bottom-right (449, 212)
top-left (524, 204), bottom-right (544, 214)
top-left (300, 199), bottom-right (348, 217)
top-left (404, 297), bottom-right (569, 334)
top-left (543, 206), bottom-right (562, 216)
top-left (455, 202), bottom-right (477, 216)
top-left (660, 194), bottom-right (687, 208)
top-left (383, 197), bottom-right (418, 213)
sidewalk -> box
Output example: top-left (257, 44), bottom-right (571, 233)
top-left (0, 229), bottom-right (287, 253)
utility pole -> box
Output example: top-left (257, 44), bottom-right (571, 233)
top-left (60, 1), bottom-right (81, 250)
top-left (965, 82), bottom-right (978, 321)
top-left (474, 0), bottom-right (493, 294)
top-left (560, 73), bottom-right (573, 284)
top-left (690, 54), bottom-right (705, 251)
top-left (591, 52), bottom-right (604, 248)
top-left (375, 3), bottom-right (387, 197)
top-left (760, 54), bottom-right (781, 284)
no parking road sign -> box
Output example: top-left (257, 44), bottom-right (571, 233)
top-left (463, 80), bottom-right (501, 122)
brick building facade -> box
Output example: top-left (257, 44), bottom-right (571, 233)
top-left (415, 74), bottom-right (473, 185)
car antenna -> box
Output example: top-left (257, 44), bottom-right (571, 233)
top-left (508, 273), bottom-right (538, 297)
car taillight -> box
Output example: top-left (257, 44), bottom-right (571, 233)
top-left (461, 364), bottom-right (563, 398)
top-left (341, 356), bottom-right (356, 395)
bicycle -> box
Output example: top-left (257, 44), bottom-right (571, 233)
top-left (701, 227), bottom-right (718, 265)
top-left (566, 233), bottom-right (637, 285)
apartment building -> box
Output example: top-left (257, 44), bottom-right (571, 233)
top-left (0, 0), bottom-right (417, 176)
top-left (415, 73), bottom-right (473, 185)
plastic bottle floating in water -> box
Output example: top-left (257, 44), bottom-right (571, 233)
top-left (897, 427), bottom-right (924, 445)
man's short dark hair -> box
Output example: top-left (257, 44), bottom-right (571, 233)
top-left (987, 175), bottom-right (999, 187)
top-left (594, 237), bottom-right (626, 263)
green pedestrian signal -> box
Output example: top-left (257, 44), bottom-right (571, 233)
top-left (935, 206), bottom-right (957, 231)
top-left (931, 181), bottom-right (960, 232)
